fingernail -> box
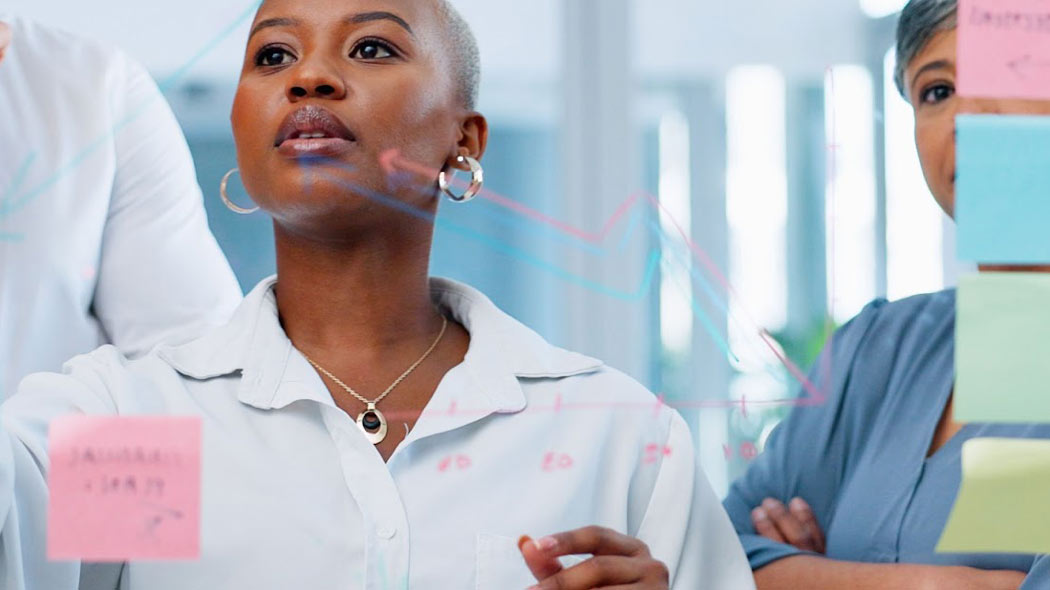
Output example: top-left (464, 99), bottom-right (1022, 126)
top-left (517, 535), bottom-right (532, 551)
top-left (752, 508), bottom-right (768, 521)
top-left (790, 498), bottom-right (807, 510)
top-left (534, 536), bottom-right (558, 552)
top-left (762, 498), bottom-right (779, 511)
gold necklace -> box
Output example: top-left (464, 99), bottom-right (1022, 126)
top-left (302, 316), bottom-right (448, 445)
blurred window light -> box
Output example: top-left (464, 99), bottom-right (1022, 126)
top-left (658, 110), bottom-right (694, 358)
top-left (726, 66), bottom-right (789, 365)
top-left (825, 65), bottom-right (878, 323)
top-left (860, 0), bottom-right (908, 18)
top-left (882, 48), bottom-right (946, 300)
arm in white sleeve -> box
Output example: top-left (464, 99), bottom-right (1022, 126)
top-left (91, 52), bottom-right (242, 356)
top-left (0, 349), bottom-right (124, 590)
top-left (638, 413), bottom-right (756, 590)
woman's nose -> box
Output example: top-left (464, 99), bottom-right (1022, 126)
top-left (286, 60), bottom-right (346, 101)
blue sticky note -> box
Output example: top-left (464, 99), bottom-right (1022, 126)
top-left (956, 115), bottom-right (1050, 264)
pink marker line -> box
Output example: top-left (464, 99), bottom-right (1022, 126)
top-left (381, 149), bottom-right (829, 403)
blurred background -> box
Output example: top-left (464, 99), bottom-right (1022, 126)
top-left (7, 0), bottom-right (963, 495)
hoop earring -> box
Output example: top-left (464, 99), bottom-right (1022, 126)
top-left (438, 156), bottom-right (484, 203)
top-left (220, 168), bottom-right (259, 215)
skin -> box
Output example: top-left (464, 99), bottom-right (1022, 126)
top-left (0, 21), bottom-right (11, 64)
top-left (749, 27), bottom-right (1050, 590)
top-left (231, 2), bottom-right (666, 587)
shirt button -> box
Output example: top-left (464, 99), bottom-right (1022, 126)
top-left (377, 526), bottom-right (396, 540)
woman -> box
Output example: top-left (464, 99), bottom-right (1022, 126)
top-left (723, 1), bottom-right (1050, 588)
top-left (0, 15), bottom-right (242, 398)
top-left (0, 1), bottom-right (754, 589)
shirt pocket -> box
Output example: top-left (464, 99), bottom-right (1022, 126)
top-left (475, 533), bottom-right (535, 590)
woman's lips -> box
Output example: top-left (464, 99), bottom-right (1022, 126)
top-left (274, 105), bottom-right (357, 159)
top-left (277, 136), bottom-right (355, 158)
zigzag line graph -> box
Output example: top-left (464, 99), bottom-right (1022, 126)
top-left (308, 154), bottom-right (830, 407)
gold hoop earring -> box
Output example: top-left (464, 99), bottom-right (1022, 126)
top-left (438, 156), bottom-right (484, 203)
top-left (220, 168), bottom-right (259, 215)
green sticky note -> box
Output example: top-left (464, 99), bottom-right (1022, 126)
top-left (956, 272), bottom-right (1050, 423)
top-left (938, 438), bottom-right (1050, 554)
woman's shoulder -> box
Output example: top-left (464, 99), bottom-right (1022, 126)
top-left (837, 288), bottom-right (955, 354)
top-left (6, 17), bottom-right (130, 81)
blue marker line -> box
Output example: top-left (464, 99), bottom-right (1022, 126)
top-left (314, 168), bottom-right (661, 302)
top-left (308, 159), bottom-right (737, 359)
top-left (156, 1), bottom-right (263, 92)
top-left (0, 153), bottom-right (37, 215)
top-left (657, 247), bottom-right (738, 364)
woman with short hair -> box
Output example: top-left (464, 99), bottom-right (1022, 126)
top-left (0, 1), bottom-right (754, 589)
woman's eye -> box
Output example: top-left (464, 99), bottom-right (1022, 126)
top-left (350, 40), bottom-right (395, 60)
top-left (921, 84), bottom-right (954, 105)
top-left (255, 47), bottom-right (295, 67)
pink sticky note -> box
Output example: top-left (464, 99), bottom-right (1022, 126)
top-left (959, 0), bottom-right (1050, 100)
top-left (47, 416), bottom-right (202, 561)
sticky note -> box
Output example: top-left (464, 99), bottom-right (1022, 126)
top-left (956, 272), bottom-right (1050, 423)
top-left (938, 438), bottom-right (1050, 554)
top-left (959, 0), bottom-right (1050, 100)
top-left (47, 416), bottom-right (202, 561)
top-left (956, 115), bottom-right (1050, 264)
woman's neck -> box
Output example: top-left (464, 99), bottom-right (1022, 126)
top-left (272, 221), bottom-right (442, 356)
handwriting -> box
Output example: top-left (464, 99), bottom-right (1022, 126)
top-left (437, 454), bottom-right (472, 472)
top-left (723, 441), bottom-right (760, 461)
top-left (541, 452), bottom-right (574, 472)
top-left (643, 444), bottom-right (673, 464)
top-left (969, 5), bottom-right (1050, 32)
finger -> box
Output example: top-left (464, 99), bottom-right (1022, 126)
top-left (751, 507), bottom-right (787, 543)
top-left (789, 497), bottom-right (826, 554)
top-left (519, 535), bottom-right (563, 581)
top-left (530, 526), bottom-right (649, 560)
top-left (762, 498), bottom-right (817, 551)
top-left (529, 555), bottom-right (644, 590)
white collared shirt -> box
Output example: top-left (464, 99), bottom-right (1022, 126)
top-left (0, 16), bottom-right (242, 397)
top-left (0, 277), bottom-right (754, 590)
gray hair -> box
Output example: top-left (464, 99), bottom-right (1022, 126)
top-left (437, 0), bottom-right (481, 110)
top-left (894, 0), bottom-right (957, 100)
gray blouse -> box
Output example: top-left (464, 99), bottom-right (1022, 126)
top-left (723, 290), bottom-right (1050, 588)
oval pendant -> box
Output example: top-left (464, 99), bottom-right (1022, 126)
top-left (356, 403), bottom-right (388, 445)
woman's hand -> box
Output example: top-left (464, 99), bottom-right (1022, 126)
top-left (518, 526), bottom-right (669, 589)
top-left (751, 497), bottom-right (826, 553)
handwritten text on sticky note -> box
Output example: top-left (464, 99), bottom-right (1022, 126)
top-left (47, 416), bottom-right (202, 561)
top-left (959, 0), bottom-right (1050, 100)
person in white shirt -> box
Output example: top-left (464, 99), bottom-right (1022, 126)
top-left (0, 1), bottom-right (755, 588)
top-left (0, 16), bottom-right (243, 398)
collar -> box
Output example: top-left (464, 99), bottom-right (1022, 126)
top-left (157, 276), bottom-right (604, 414)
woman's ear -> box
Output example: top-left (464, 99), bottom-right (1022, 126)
top-left (448, 112), bottom-right (488, 171)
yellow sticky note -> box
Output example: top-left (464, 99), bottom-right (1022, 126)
top-left (938, 438), bottom-right (1050, 554)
